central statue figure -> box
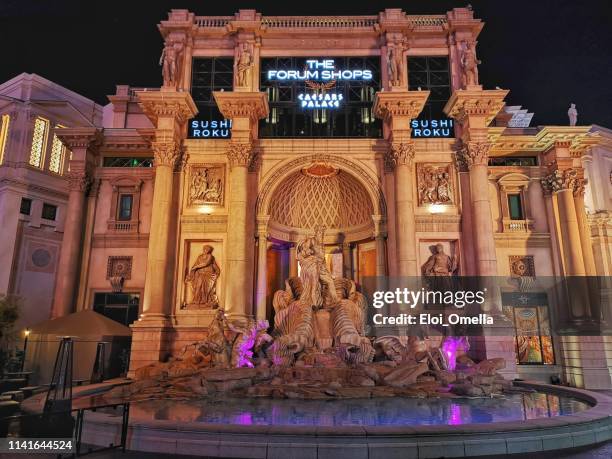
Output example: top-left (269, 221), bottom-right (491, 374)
top-left (271, 226), bottom-right (374, 366)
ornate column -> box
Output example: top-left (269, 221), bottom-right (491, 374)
top-left (373, 90), bottom-right (430, 277)
top-left (573, 179), bottom-right (597, 276)
top-left (51, 128), bottom-right (100, 318)
top-left (137, 91), bottom-right (197, 320)
top-left (214, 91), bottom-right (268, 321)
top-left (289, 245), bottom-right (298, 277)
top-left (444, 89), bottom-right (518, 378)
top-left (255, 218), bottom-right (269, 322)
top-left (372, 215), bottom-right (387, 277)
top-left (127, 90), bottom-right (197, 376)
top-left (444, 88), bottom-right (508, 276)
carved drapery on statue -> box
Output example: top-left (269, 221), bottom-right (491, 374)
top-left (234, 43), bottom-right (254, 88)
top-left (271, 228), bottom-right (373, 366)
top-left (185, 245), bottom-right (220, 309)
top-left (386, 39), bottom-right (405, 88)
top-left (421, 243), bottom-right (458, 277)
top-left (188, 165), bottom-right (225, 206)
top-left (417, 164), bottom-right (455, 205)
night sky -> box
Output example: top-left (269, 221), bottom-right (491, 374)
top-left (1, 0), bottom-right (611, 127)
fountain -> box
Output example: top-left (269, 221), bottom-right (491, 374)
top-left (24, 230), bottom-right (611, 457)
top-left (104, 229), bottom-right (509, 402)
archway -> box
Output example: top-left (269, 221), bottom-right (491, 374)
top-left (254, 158), bottom-right (387, 321)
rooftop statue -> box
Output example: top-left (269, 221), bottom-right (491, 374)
top-left (568, 103), bottom-right (578, 126)
top-left (460, 42), bottom-right (481, 88)
top-left (235, 43), bottom-right (253, 88)
top-left (159, 41), bottom-right (184, 88)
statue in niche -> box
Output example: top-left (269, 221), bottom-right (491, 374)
top-left (568, 103), bottom-right (578, 126)
top-left (417, 164), bottom-right (454, 205)
top-left (185, 245), bottom-right (220, 309)
top-left (422, 244), bottom-right (458, 277)
top-left (189, 167), bottom-right (224, 205)
top-left (235, 43), bottom-right (253, 88)
top-left (271, 226), bottom-right (373, 366)
top-left (460, 42), bottom-right (480, 88)
top-left (386, 43), bottom-right (404, 87)
top-left (160, 41), bottom-right (184, 87)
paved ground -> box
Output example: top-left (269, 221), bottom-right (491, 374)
top-left (4, 442), bottom-right (610, 459)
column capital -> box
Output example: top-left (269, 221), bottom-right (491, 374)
top-left (541, 168), bottom-right (584, 194)
top-left (256, 216), bottom-right (270, 235)
top-left (385, 141), bottom-right (415, 170)
top-left (227, 141), bottom-right (255, 169)
top-left (443, 88), bottom-right (508, 126)
top-left (373, 90), bottom-right (430, 122)
top-left (136, 90), bottom-right (198, 126)
top-left (65, 171), bottom-right (91, 192)
top-left (458, 140), bottom-right (492, 168)
top-left (213, 91), bottom-right (269, 122)
top-left (151, 140), bottom-right (181, 167)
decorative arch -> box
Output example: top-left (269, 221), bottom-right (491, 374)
top-left (256, 154), bottom-right (387, 220)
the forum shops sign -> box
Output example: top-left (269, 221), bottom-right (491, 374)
top-left (268, 59), bottom-right (372, 109)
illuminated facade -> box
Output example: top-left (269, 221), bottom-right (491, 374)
top-left (1, 8), bottom-right (611, 389)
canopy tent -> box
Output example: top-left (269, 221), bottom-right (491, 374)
top-left (25, 310), bottom-right (132, 385)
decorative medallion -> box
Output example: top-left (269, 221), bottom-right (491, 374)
top-left (106, 256), bottom-right (132, 280)
top-left (509, 255), bottom-right (535, 277)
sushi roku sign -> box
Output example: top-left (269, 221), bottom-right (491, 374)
top-left (267, 59), bottom-right (372, 110)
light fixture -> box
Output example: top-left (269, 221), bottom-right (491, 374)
top-left (428, 203), bottom-right (445, 214)
top-left (24, 328), bottom-right (31, 338)
top-left (198, 205), bottom-right (214, 215)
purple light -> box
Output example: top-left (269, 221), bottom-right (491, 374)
top-left (441, 337), bottom-right (468, 371)
top-left (449, 404), bottom-right (462, 425)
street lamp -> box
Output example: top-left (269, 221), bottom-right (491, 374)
top-left (20, 328), bottom-right (31, 372)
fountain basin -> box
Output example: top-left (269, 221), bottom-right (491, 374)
top-left (76, 382), bottom-right (612, 458)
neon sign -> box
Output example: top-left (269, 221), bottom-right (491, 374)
top-left (298, 92), bottom-right (344, 109)
top-left (267, 59), bottom-right (373, 81)
top-left (411, 119), bottom-right (454, 138)
top-left (189, 119), bottom-right (232, 138)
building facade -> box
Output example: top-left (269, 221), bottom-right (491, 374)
top-left (1, 8), bottom-right (611, 389)
top-left (0, 73), bottom-right (103, 330)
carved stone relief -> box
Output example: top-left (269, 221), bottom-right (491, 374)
top-left (25, 241), bottom-right (58, 274)
top-left (417, 163), bottom-right (455, 206)
top-left (188, 165), bottom-right (225, 206)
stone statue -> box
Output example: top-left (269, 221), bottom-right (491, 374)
top-left (386, 44), bottom-right (403, 87)
top-left (296, 226), bottom-right (338, 308)
top-left (270, 228), bottom-right (373, 366)
top-left (568, 103), bottom-right (578, 126)
top-left (235, 43), bottom-right (253, 88)
top-left (159, 41), bottom-right (184, 87)
top-left (185, 245), bottom-right (220, 308)
top-left (460, 42), bottom-right (480, 88)
top-left (421, 244), bottom-right (457, 277)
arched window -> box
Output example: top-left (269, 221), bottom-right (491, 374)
top-left (49, 125), bottom-right (66, 174)
top-left (29, 116), bottom-right (49, 168)
top-left (0, 114), bottom-right (10, 165)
